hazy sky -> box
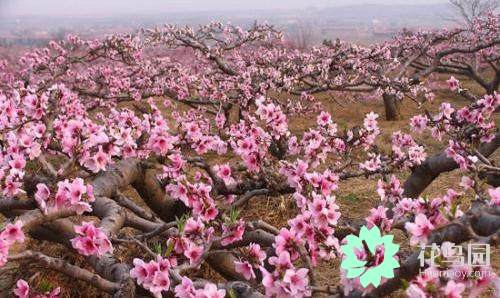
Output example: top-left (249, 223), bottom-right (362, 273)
top-left (0, 0), bottom-right (449, 16)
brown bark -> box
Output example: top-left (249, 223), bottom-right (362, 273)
top-left (226, 281), bottom-right (265, 298)
top-left (27, 220), bottom-right (135, 298)
top-left (8, 251), bottom-right (120, 293)
top-left (403, 132), bottom-right (500, 199)
top-left (212, 229), bottom-right (275, 250)
top-left (114, 192), bottom-right (159, 223)
top-left (206, 252), bottom-right (247, 281)
top-left (26, 159), bottom-right (147, 297)
top-left (9, 159), bottom-right (144, 237)
top-left (91, 197), bottom-right (126, 235)
top-left (91, 159), bottom-right (142, 198)
top-left (0, 198), bottom-right (36, 212)
top-left (125, 211), bottom-right (164, 232)
top-left (132, 167), bottom-right (185, 222)
top-left (87, 254), bottom-right (135, 298)
top-left (382, 93), bottom-right (400, 121)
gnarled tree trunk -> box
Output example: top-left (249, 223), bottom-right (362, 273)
top-left (403, 132), bottom-right (500, 198)
top-left (382, 93), bottom-right (400, 121)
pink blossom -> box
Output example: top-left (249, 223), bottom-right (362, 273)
top-left (69, 178), bottom-right (87, 203)
top-left (408, 145), bottom-right (426, 165)
top-left (442, 189), bottom-right (460, 205)
top-left (150, 271), bottom-right (170, 297)
top-left (409, 115), bottom-right (429, 133)
top-left (406, 284), bottom-right (427, 298)
top-left (184, 242), bottom-right (204, 264)
top-left (184, 218), bottom-right (204, 236)
top-left (243, 153), bottom-right (260, 172)
top-left (214, 164), bottom-right (234, 185)
top-left (289, 214), bottom-right (310, 238)
top-left (377, 175), bottom-right (403, 202)
top-left (469, 267), bottom-right (497, 298)
top-left (51, 178), bottom-right (93, 214)
top-left (443, 280), bottom-right (465, 298)
top-left (425, 92), bottom-right (435, 102)
top-left (3, 176), bottom-right (22, 198)
top-left (447, 76), bottom-right (460, 91)
top-left (414, 266), bottom-right (440, 289)
top-left (283, 268), bottom-right (309, 296)
top-left (1, 220), bottom-right (24, 245)
top-left (234, 260), bottom-right (256, 280)
top-left (405, 214), bottom-right (435, 246)
top-left (488, 187), bottom-right (500, 206)
top-left (35, 183), bottom-right (50, 213)
top-left (220, 220), bottom-right (245, 246)
top-left (247, 243), bottom-right (266, 264)
top-left (393, 198), bottom-right (415, 218)
top-left (0, 240), bottom-right (9, 267)
top-left (9, 154), bottom-right (26, 174)
top-left (84, 146), bottom-right (110, 173)
top-left (194, 283), bottom-right (225, 298)
top-left (317, 111), bottom-right (332, 126)
top-left (72, 201), bottom-right (92, 215)
top-left (268, 251), bottom-right (293, 271)
top-left (130, 258), bottom-right (151, 285)
top-left (366, 206), bottom-right (393, 232)
top-left (353, 246), bottom-right (367, 261)
top-left (459, 176), bottom-right (474, 190)
top-left (45, 287), bottom-right (61, 298)
top-left (215, 113), bottom-right (226, 129)
top-left (174, 277), bottom-right (196, 298)
top-left (130, 257), bottom-right (171, 297)
top-left (274, 228), bottom-right (301, 260)
top-left (359, 154), bottom-right (381, 172)
top-left (71, 236), bottom-right (97, 256)
top-left (70, 222), bottom-right (112, 256)
top-left (439, 102), bottom-right (455, 119)
top-left (13, 279), bottom-right (29, 298)
top-left (162, 153), bottom-right (185, 179)
top-left (364, 112), bottom-right (379, 133)
top-left (150, 134), bottom-right (176, 156)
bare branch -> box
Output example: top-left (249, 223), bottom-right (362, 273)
top-left (9, 250), bottom-right (120, 293)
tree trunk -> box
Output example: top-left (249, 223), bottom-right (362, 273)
top-left (403, 132), bottom-right (500, 199)
top-left (383, 93), bottom-right (400, 121)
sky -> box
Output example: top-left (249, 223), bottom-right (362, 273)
top-left (0, 0), bottom-right (449, 16)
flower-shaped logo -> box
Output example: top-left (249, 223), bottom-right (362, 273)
top-left (340, 225), bottom-right (400, 288)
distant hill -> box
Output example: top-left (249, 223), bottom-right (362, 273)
top-left (0, 3), bottom-right (456, 46)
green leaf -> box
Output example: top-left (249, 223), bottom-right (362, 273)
top-left (228, 288), bottom-right (237, 298)
top-left (229, 207), bottom-right (239, 222)
top-left (401, 279), bottom-right (409, 290)
top-left (176, 214), bottom-right (189, 233)
top-left (343, 193), bottom-right (359, 203)
top-left (164, 241), bottom-right (174, 257)
top-left (153, 242), bottom-right (162, 255)
top-left (39, 280), bottom-right (54, 293)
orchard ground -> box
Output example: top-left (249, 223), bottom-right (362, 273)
top-left (1, 74), bottom-right (497, 297)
